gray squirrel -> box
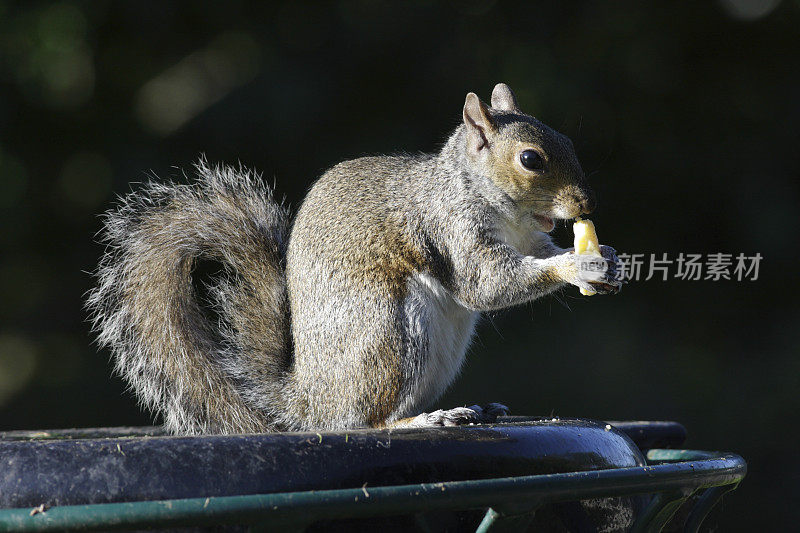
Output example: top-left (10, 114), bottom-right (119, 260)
top-left (87, 83), bottom-right (621, 435)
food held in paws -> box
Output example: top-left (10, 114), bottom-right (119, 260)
top-left (573, 218), bottom-right (602, 296)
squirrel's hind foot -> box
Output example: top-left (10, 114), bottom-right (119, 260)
top-left (397, 403), bottom-right (509, 428)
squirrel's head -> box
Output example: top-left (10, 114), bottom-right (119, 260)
top-left (462, 83), bottom-right (595, 232)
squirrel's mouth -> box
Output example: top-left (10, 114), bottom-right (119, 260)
top-left (533, 214), bottom-right (555, 233)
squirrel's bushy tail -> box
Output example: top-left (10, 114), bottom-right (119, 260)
top-left (87, 159), bottom-right (291, 434)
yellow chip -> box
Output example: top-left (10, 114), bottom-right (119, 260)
top-left (573, 218), bottom-right (601, 296)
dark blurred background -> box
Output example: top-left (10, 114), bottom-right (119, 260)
top-left (0, 0), bottom-right (797, 529)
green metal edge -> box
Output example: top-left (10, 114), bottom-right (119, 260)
top-left (0, 450), bottom-right (746, 532)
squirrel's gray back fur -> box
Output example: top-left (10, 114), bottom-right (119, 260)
top-left (87, 160), bottom-right (291, 434)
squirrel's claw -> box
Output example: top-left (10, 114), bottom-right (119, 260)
top-left (469, 402), bottom-right (510, 420)
top-left (406, 403), bottom-right (509, 428)
top-left (587, 245), bottom-right (623, 294)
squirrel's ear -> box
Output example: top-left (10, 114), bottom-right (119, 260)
top-left (491, 83), bottom-right (520, 112)
top-left (463, 92), bottom-right (496, 154)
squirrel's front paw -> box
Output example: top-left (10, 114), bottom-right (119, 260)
top-left (560, 246), bottom-right (622, 295)
top-left (587, 245), bottom-right (623, 294)
top-left (406, 403), bottom-right (509, 428)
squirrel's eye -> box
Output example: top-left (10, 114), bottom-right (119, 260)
top-left (520, 150), bottom-right (544, 171)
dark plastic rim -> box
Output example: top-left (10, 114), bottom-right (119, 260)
top-left (0, 418), bottom-right (646, 507)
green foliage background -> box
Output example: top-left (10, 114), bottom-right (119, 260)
top-left (0, 1), bottom-right (797, 529)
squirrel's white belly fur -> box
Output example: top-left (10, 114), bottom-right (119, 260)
top-left (396, 272), bottom-right (478, 418)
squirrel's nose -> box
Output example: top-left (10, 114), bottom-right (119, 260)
top-left (578, 189), bottom-right (596, 215)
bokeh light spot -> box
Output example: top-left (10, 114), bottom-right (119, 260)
top-left (135, 32), bottom-right (262, 137)
top-left (719, 0), bottom-right (781, 20)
